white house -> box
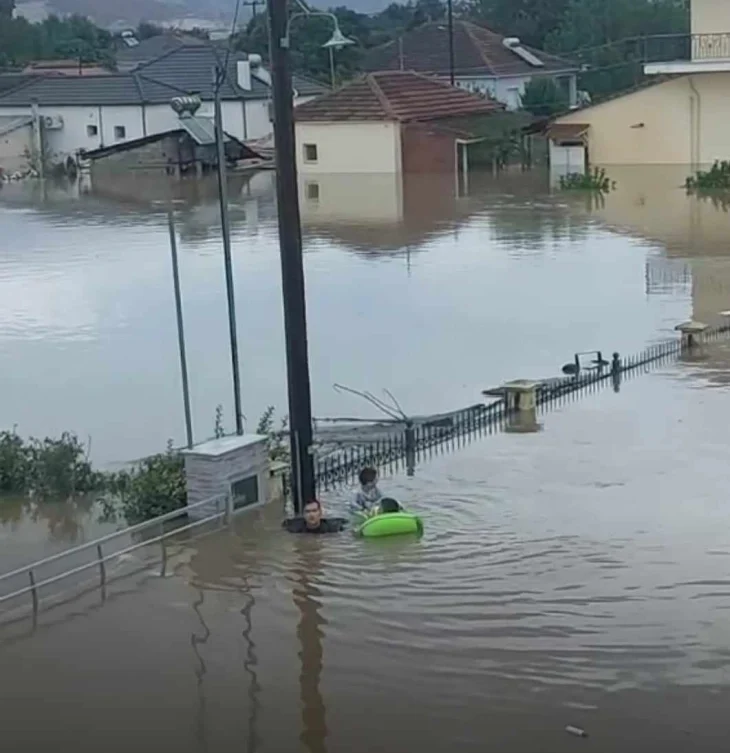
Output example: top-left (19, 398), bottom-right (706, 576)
top-left (362, 21), bottom-right (579, 111)
top-left (0, 44), bottom-right (326, 166)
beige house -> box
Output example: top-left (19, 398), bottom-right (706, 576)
top-left (548, 0), bottom-right (730, 168)
top-left (294, 71), bottom-right (503, 180)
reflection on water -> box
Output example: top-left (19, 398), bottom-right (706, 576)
top-left (4, 164), bottom-right (730, 564)
top-left (0, 168), bottom-right (693, 473)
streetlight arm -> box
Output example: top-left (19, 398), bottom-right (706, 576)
top-left (281, 10), bottom-right (343, 48)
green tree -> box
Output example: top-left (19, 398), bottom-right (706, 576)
top-left (136, 21), bottom-right (164, 40)
top-left (467, 0), bottom-right (572, 48)
top-left (545, 0), bottom-right (689, 99)
top-left (0, 0), bottom-right (14, 20)
top-left (520, 76), bottom-right (569, 116)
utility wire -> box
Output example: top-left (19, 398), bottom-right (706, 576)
top-left (216, 0), bottom-right (245, 95)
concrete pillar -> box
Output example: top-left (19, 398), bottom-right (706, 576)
top-left (502, 379), bottom-right (541, 412)
top-left (182, 434), bottom-right (270, 522)
top-left (674, 320), bottom-right (708, 349)
top-left (505, 409), bottom-right (541, 434)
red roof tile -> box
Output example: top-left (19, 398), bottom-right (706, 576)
top-left (294, 71), bottom-right (503, 123)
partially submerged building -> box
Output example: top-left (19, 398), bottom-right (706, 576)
top-left (83, 110), bottom-right (263, 179)
top-left (545, 0), bottom-right (730, 169)
top-left (294, 70), bottom-right (504, 183)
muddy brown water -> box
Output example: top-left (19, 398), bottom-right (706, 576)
top-left (3, 365), bottom-right (730, 752)
top-left (2, 167), bottom-right (730, 751)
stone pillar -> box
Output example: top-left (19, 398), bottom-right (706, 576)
top-left (182, 434), bottom-right (270, 522)
top-left (674, 320), bottom-right (708, 349)
top-left (502, 380), bottom-right (540, 412)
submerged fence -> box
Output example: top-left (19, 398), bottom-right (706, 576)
top-left (313, 321), bottom-right (730, 492)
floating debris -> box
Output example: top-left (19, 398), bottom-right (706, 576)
top-left (565, 725), bottom-right (588, 738)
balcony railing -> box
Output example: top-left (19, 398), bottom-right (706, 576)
top-left (692, 32), bottom-right (730, 61)
top-left (572, 32), bottom-right (730, 71)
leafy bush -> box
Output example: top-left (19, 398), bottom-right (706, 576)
top-left (559, 167), bottom-right (615, 192)
top-left (686, 161), bottom-right (730, 193)
top-left (104, 446), bottom-right (186, 525)
top-left (0, 429), bottom-right (101, 497)
top-left (2, 406), bottom-right (289, 525)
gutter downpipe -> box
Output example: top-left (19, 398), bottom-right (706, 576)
top-left (689, 76), bottom-right (701, 170)
top-left (30, 100), bottom-right (44, 179)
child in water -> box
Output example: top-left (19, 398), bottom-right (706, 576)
top-left (351, 468), bottom-right (402, 517)
top-left (351, 466), bottom-right (382, 516)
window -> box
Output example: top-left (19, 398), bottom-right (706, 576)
top-left (87, 124), bottom-right (98, 137)
top-left (230, 475), bottom-right (260, 511)
top-left (305, 181), bottom-right (319, 201)
top-left (303, 143), bottom-right (318, 163)
top-left (114, 125), bottom-right (126, 140)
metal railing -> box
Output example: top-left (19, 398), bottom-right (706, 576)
top-left (313, 322), bottom-right (730, 491)
top-left (0, 495), bottom-right (229, 620)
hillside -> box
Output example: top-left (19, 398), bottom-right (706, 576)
top-left (15, 0), bottom-right (391, 27)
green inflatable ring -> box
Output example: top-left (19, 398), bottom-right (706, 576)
top-left (356, 511), bottom-right (424, 539)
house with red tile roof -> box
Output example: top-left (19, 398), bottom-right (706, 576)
top-left (294, 70), bottom-right (503, 180)
top-left (362, 21), bottom-right (578, 111)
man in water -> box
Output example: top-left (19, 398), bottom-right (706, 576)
top-left (283, 499), bottom-right (347, 534)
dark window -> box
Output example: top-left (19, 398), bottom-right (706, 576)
top-left (230, 474), bottom-right (259, 510)
top-left (114, 125), bottom-right (126, 140)
top-left (306, 182), bottom-right (319, 201)
top-left (303, 143), bottom-right (318, 163)
top-left (87, 124), bottom-right (98, 137)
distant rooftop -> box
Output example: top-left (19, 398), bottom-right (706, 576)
top-left (0, 44), bottom-right (327, 107)
top-left (295, 70), bottom-right (503, 123)
top-left (116, 32), bottom-right (221, 72)
top-left (363, 21), bottom-right (578, 79)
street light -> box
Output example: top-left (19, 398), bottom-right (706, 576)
top-left (280, 9), bottom-right (355, 89)
top-left (267, 0), bottom-right (352, 513)
top-left (152, 199), bottom-right (194, 450)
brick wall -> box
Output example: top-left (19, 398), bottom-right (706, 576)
top-left (400, 123), bottom-right (457, 174)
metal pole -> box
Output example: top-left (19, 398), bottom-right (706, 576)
top-left (447, 0), bottom-right (455, 86)
top-left (214, 69), bottom-right (244, 436)
top-left (328, 46), bottom-right (335, 88)
top-left (267, 0), bottom-right (316, 513)
top-left (167, 210), bottom-right (194, 449)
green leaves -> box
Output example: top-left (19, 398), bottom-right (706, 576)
top-left (0, 429), bottom-right (101, 498)
top-left (0, 13), bottom-right (114, 70)
top-left (520, 77), bottom-right (569, 117)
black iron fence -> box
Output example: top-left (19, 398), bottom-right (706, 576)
top-left (313, 322), bottom-right (730, 492)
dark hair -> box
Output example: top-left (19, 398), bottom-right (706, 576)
top-left (379, 497), bottom-right (400, 513)
top-left (303, 499), bottom-right (321, 510)
top-left (359, 467), bottom-right (377, 485)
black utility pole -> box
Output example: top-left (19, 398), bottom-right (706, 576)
top-left (214, 67), bottom-right (244, 436)
top-left (447, 0), bottom-right (455, 85)
top-left (267, 0), bottom-right (316, 513)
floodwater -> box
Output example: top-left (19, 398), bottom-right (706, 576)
top-left (3, 165), bottom-right (730, 751)
top-left (4, 366), bottom-right (730, 752)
